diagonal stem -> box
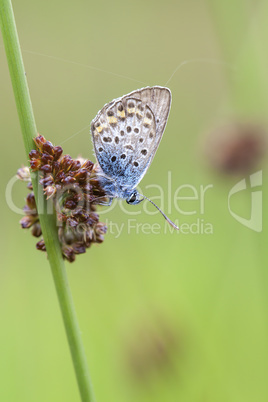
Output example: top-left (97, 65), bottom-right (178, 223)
top-left (0, 0), bottom-right (95, 400)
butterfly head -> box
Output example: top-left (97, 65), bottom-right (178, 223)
top-left (126, 189), bottom-right (144, 205)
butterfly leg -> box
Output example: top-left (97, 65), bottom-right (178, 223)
top-left (93, 196), bottom-right (113, 206)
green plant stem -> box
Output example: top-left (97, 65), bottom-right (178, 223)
top-left (0, 1), bottom-right (95, 400)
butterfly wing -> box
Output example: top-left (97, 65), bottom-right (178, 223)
top-left (124, 86), bottom-right (171, 143)
top-left (91, 86), bottom-right (171, 189)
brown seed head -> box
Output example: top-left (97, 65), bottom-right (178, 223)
top-left (19, 134), bottom-right (108, 262)
top-left (204, 121), bottom-right (267, 175)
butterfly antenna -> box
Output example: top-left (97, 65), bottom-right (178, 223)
top-left (141, 195), bottom-right (179, 230)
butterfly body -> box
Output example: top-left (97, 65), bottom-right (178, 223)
top-left (91, 86), bottom-right (171, 205)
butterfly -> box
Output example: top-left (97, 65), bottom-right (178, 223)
top-left (90, 86), bottom-right (178, 230)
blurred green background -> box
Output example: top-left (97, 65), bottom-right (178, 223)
top-left (1, 0), bottom-right (268, 401)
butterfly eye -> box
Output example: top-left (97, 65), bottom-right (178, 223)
top-left (127, 193), bottom-right (137, 204)
top-left (126, 192), bottom-right (144, 205)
